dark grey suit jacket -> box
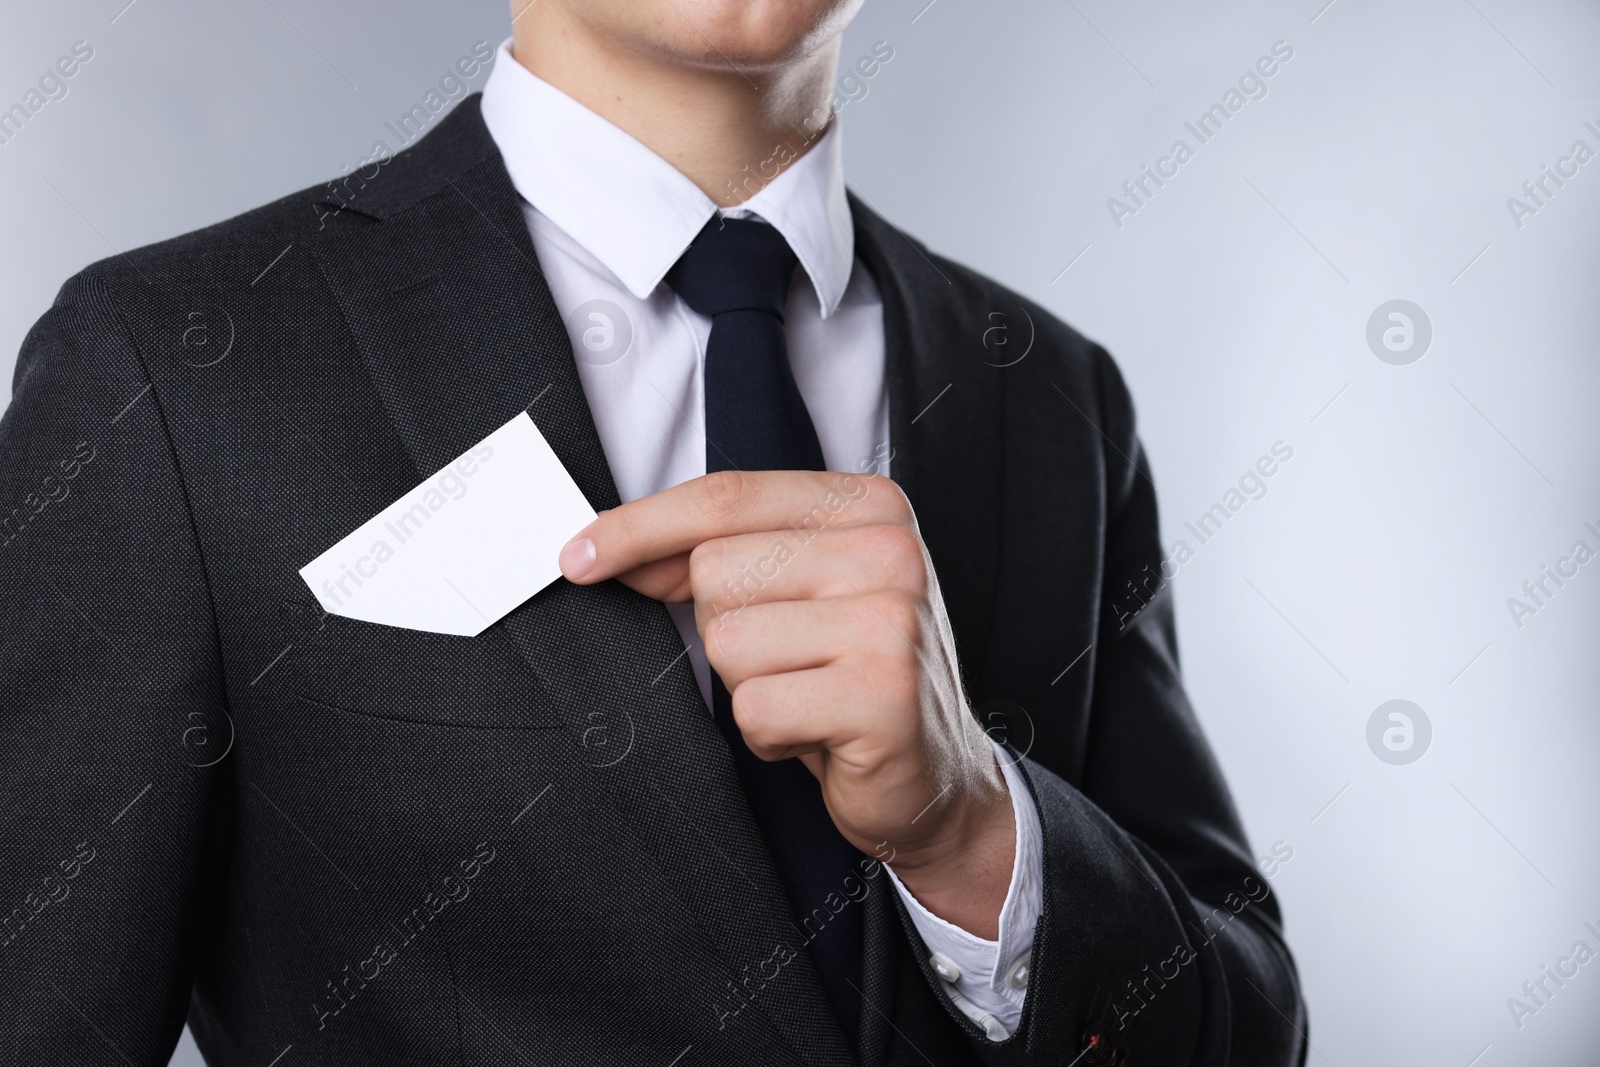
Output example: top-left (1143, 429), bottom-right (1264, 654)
top-left (0, 96), bottom-right (1305, 1066)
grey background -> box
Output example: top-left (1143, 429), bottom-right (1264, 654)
top-left (3, 0), bottom-right (1597, 1064)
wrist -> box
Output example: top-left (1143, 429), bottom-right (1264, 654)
top-left (888, 764), bottom-right (1016, 940)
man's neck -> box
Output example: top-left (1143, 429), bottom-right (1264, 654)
top-left (509, 7), bottom-right (839, 207)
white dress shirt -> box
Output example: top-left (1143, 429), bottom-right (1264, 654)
top-left (480, 39), bottom-right (1038, 1037)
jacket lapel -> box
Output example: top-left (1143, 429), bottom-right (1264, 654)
top-left (851, 195), bottom-right (1005, 699)
top-left (310, 99), bottom-right (853, 1067)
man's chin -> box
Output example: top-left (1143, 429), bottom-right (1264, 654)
top-left (588, 0), bottom-right (862, 72)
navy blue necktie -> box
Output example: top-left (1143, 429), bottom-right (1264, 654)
top-left (667, 217), bottom-right (864, 1045)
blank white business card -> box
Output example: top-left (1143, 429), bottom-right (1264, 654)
top-left (299, 412), bottom-right (597, 636)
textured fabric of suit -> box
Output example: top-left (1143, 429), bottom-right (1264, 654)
top-left (0, 96), bottom-right (1306, 1067)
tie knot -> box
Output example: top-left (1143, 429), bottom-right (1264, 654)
top-left (666, 217), bottom-right (798, 319)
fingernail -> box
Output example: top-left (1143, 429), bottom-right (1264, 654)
top-left (559, 537), bottom-right (597, 581)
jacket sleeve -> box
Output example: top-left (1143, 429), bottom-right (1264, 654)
top-left (909, 345), bottom-right (1308, 1066)
top-left (0, 270), bottom-right (228, 1065)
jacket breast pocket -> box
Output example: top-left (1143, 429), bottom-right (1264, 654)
top-left (284, 601), bottom-right (563, 731)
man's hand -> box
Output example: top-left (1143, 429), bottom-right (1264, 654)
top-left (558, 470), bottom-right (1016, 939)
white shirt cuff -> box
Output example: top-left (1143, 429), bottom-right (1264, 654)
top-left (884, 739), bottom-right (1042, 1040)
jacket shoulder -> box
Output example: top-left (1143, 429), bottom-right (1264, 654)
top-left (886, 223), bottom-right (1134, 429)
top-left (850, 196), bottom-right (1117, 395)
top-left (69, 177), bottom-right (336, 301)
top-left (933, 248), bottom-right (1106, 373)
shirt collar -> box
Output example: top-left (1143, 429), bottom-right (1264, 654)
top-left (479, 39), bottom-right (853, 317)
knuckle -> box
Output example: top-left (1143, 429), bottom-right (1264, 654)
top-left (879, 592), bottom-right (924, 644)
top-left (701, 607), bottom-right (740, 664)
top-left (730, 681), bottom-right (774, 750)
top-left (687, 540), bottom-right (727, 596)
top-left (862, 475), bottom-right (913, 521)
top-left (864, 524), bottom-right (927, 587)
top-left (855, 592), bottom-right (922, 656)
top-left (873, 655), bottom-right (922, 708)
top-left (699, 469), bottom-right (752, 519)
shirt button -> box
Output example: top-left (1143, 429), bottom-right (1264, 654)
top-left (1003, 950), bottom-right (1031, 991)
top-left (928, 952), bottom-right (962, 983)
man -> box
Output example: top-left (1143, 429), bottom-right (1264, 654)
top-left (0, 0), bottom-right (1306, 1063)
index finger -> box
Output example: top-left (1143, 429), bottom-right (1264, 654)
top-left (557, 469), bottom-right (901, 584)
